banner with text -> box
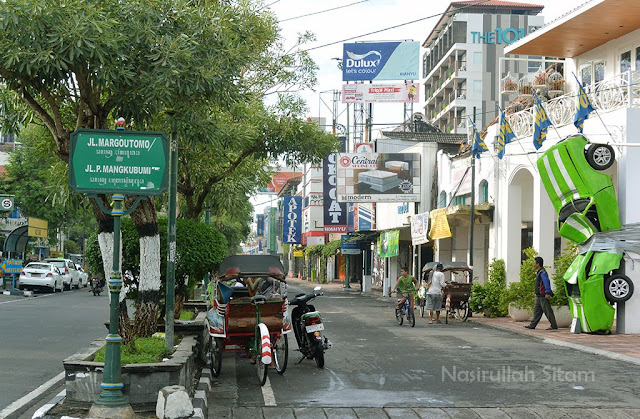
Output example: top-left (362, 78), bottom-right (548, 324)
top-left (342, 41), bottom-right (419, 82)
top-left (429, 208), bottom-right (452, 240)
top-left (411, 211), bottom-right (429, 246)
top-left (323, 137), bottom-right (347, 233)
top-left (282, 196), bottom-right (302, 244)
top-left (342, 83), bottom-right (419, 103)
top-left (336, 153), bottom-right (421, 203)
top-left (377, 230), bottom-right (399, 258)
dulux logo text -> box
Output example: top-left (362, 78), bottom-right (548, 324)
top-left (345, 50), bottom-right (382, 70)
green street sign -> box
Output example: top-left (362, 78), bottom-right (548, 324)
top-left (69, 129), bottom-right (169, 195)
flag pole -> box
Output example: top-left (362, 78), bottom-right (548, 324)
top-left (571, 72), bottom-right (617, 144)
top-left (534, 90), bottom-right (564, 141)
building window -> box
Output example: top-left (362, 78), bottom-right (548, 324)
top-left (479, 180), bottom-right (489, 203)
top-left (438, 191), bottom-right (447, 208)
top-left (580, 60), bottom-right (605, 88)
top-left (621, 50), bottom-right (632, 73)
top-left (636, 47), bottom-right (640, 71)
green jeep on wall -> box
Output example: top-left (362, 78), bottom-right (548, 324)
top-left (537, 134), bottom-right (633, 333)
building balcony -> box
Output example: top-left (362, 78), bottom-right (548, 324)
top-left (428, 89), bottom-right (467, 124)
top-left (506, 70), bottom-right (640, 139)
top-left (425, 59), bottom-right (467, 105)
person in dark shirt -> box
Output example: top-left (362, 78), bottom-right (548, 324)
top-left (524, 256), bottom-right (558, 330)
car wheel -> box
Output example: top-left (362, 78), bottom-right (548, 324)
top-left (604, 274), bottom-right (634, 303)
top-left (585, 144), bottom-right (615, 171)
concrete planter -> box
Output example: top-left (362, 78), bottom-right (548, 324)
top-left (553, 305), bottom-right (572, 328)
top-left (509, 303), bottom-right (532, 322)
top-left (64, 312), bottom-right (207, 412)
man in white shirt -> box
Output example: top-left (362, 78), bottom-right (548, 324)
top-left (426, 263), bottom-right (447, 324)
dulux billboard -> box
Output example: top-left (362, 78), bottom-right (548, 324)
top-left (283, 196), bottom-right (302, 244)
top-left (342, 41), bottom-right (419, 82)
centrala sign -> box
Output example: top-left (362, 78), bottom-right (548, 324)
top-left (342, 41), bottom-right (419, 82)
top-left (471, 27), bottom-right (525, 45)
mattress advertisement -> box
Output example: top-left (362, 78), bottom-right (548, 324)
top-left (282, 196), bottom-right (302, 244)
top-left (342, 41), bottom-right (419, 82)
top-left (377, 230), bottom-right (399, 258)
top-left (336, 153), bottom-right (421, 203)
top-left (323, 138), bottom-right (348, 233)
top-left (342, 83), bottom-right (419, 103)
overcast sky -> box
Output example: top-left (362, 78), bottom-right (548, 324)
top-left (250, 0), bottom-right (588, 216)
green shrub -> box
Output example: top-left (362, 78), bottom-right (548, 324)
top-left (93, 337), bottom-right (173, 364)
top-left (469, 259), bottom-right (508, 317)
top-left (179, 311), bottom-right (196, 321)
top-left (550, 243), bottom-right (578, 306)
top-left (502, 247), bottom-right (537, 310)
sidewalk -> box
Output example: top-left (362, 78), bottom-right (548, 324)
top-left (470, 316), bottom-right (640, 365)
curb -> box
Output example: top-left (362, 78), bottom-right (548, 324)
top-left (469, 319), bottom-right (640, 366)
top-left (31, 390), bottom-right (65, 419)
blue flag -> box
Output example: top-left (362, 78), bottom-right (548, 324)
top-left (573, 74), bottom-right (594, 133)
top-left (533, 92), bottom-right (552, 150)
top-left (497, 107), bottom-right (516, 159)
top-left (469, 118), bottom-right (487, 159)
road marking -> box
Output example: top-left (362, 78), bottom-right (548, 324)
top-left (261, 376), bottom-right (276, 406)
top-left (0, 293), bottom-right (56, 305)
top-left (0, 372), bottom-right (64, 419)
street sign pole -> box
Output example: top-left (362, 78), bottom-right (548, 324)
top-left (165, 121), bottom-right (178, 351)
top-left (88, 194), bottom-right (145, 419)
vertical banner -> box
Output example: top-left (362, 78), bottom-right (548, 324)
top-left (256, 214), bottom-right (264, 236)
top-left (283, 196), bottom-right (302, 244)
top-left (347, 203), bottom-right (355, 233)
top-left (355, 203), bottom-right (375, 231)
top-left (323, 137), bottom-right (347, 233)
top-left (377, 230), bottom-right (399, 258)
top-left (411, 211), bottom-right (429, 246)
top-left (269, 207), bottom-right (277, 251)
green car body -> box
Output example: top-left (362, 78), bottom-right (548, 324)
top-left (537, 135), bottom-right (620, 244)
top-left (537, 134), bottom-right (623, 333)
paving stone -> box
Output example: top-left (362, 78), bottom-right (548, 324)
top-left (263, 407), bottom-right (296, 419)
top-left (530, 406), bottom-right (570, 419)
top-left (384, 407), bottom-right (419, 418)
top-left (621, 409), bottom-right (640, 419)
top-left (500, 407), bottom-right (540, 419)
top-left (565, 408), bottom-right (606, 419)
top-left (593, 410), bottom-right (634, 419)
top-left (441, 408), bottom-right (480, 418)
top-left (412, 408), bottom-right (451, 419)
top-left (353, 407), bottom-right (391, 419)
top-left (324, 408), bottom-right (359, 419)
top-left (230, 406), bottom-right (264, 419)
top-left (209, 406), bottom-right (231, 419)
top-left (294, 407), bottom-right (328, 419)
top-left (470, 408), bottom-right (511, 419)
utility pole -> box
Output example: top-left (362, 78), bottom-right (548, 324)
top-left (469, 109), bottom-right (476, 281)
top-left (165, 118), bottom-right (178, 351)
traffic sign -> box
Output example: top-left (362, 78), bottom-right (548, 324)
top-left (0, 259), bottom-right (22, 274)
top-left (0, 195), bottom-right (14, 212)
top-left (69, 129), bottom-right (169, 195)
top-left (28, 217), bottom-right (48, 238)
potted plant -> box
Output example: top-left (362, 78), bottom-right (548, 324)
top-left (549, 79), bottom-right (565, 92)
top-left (503, 79), bottom-right (517, 92)
top-left (469, 259), bottom-right (508, 317)
top-left (502, 248), bottom-right (537, 321)
top-left (550, 243), bottom-right (579, 327)
top-left (533, 72), bottom-right (547, 87)
top-left (519, 84), bottom-right (532, 96)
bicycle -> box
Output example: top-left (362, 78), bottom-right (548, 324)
top-left (395, 292), bottom-right (415, 327)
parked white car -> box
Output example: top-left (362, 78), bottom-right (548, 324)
top-left (18, 262), bottom-right (64, 292)
top-left (76, 264), bottom-right (88, 287)
top-left (45, 258), bottom-right (80, 290)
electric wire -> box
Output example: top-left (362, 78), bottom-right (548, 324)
top-left (279, 0), bottom-right (369, 22)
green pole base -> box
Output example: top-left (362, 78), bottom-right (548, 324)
top-left (88, 403), bottom-right (137, 419)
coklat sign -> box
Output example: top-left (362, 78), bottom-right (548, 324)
top-left (342, 41), bottom-right (419, 82)
top-left (282, 196), bottom-right (302, 244)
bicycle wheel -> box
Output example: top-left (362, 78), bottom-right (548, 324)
top-left (419, 299), bottom-right (425, 318)
top-left (409, 308), bottom-right (415, 327)
top-left (209, 336), bottom-right (222, 377)
top-left (455, 302), bottom-right (470, 322)
top-left (273, 334), bottom-right (288, 375)
top-left (445, 308), bottom-right (450, 324)
top-left (255, 328), bottom-right (268, 386)
top-left (395, 308), bottom-right (403, 325)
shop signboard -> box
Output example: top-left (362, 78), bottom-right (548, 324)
top-left (377, 230), bottom-right (399, 258)
top-left (355, 203), bottom-right (375, 231)
top-left (69, 129), bottom-right (169, 195)
top-left (336, 153), bottom-right (421, 203)
top-left (283, 196), bottom-right (302, 244)
top-left (342, 41), bottom-right (419, 82)
top-left (341, 235), bottom-right (361, 255)
top-left (452, 158), bottom-right (472, 196)
top-left (323, 137), bottom-right (347, 233)
top-left (342, 82), bottom-right (419, 103)
top-left (411, 211), bottom-right (429, 246)
top-left (259, 171), bottom-right (297, 194)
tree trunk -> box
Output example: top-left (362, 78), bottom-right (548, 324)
top-left (130, 198), bottom-right (162, 337)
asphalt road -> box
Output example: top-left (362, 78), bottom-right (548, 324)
top-left (0, 286), bottom-right (109, 416)
top-left (210, 282), bottom-right (640, 412)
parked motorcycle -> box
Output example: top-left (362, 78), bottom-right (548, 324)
top-left (290, 286), bottom-right (331, 368)
top-left (91, 277), bottom-right (103, 296)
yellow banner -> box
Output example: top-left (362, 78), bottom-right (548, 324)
top-left (429, 208), bottom-right (452, 240)
top-left (28, 226), bottom-right (48, 238)
top-left (28, 217), bottom-right (48, 229)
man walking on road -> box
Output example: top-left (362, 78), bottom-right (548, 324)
top-left (426, 263), bottom-right (447, 324)
top-left (525, 256), bottom-right (558, 330)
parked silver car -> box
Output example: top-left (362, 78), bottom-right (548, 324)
top-left (76, 264), bottom-right (88, 287)
top-left (18, 262), bottom-right (64, 292)
top-left (44, 258), bottom-right (80, 290)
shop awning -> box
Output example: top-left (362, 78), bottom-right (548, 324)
top-left (442, 202), bottom-right (494, 223)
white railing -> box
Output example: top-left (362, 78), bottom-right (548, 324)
top-left (507, 70), bottom-right (640, 139)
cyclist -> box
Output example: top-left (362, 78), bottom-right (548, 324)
top-left (391, 267), bottom-right (416, 313)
